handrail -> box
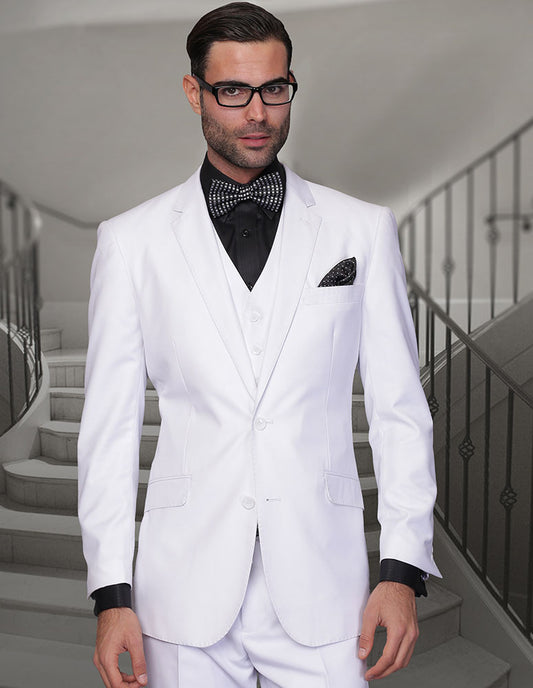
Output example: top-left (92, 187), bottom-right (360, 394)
top-left (399, 116), bottom-right (533, 332)
top-left (35, 201), bottom-right (98, 230)
top-left (398, 117), bottom-right (533, 642)
top-left (0, 179), bottom-right (43, 435)
top-left (408, 280), bottom-right (533, 409)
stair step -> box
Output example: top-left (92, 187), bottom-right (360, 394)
top-left (2, 459), bottom-right (379, 527)
top-left (352, 393), bottom-right (368, 432)
top-left (0, 568), bottom-right (94, 645)
top-left (370, 636), bottom-right (510, 688)
top-left (50, 387), bottom-right (160, 424)
top-left (0, 502), bottom-right (381, 577)
top-left (45, 349), bottom-right (87, 388)
top-left (3, 459), bottom-right (147, 519)
top-left (40, 329), bottom-right (62, 353)
top-left (369, 582), bottom-right (461, 659)
top-left (39, 420), bottom-right (160, 466)
top-left (38, 422), bottom-right (372, 475)
top-left (0, 633), bottom-right (101, 688)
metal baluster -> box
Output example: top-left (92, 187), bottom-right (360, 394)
top-left (512, 136), bottom-right (520, 304)
top-left (427, 307), bottom-right (439, 418)
top-left (481, 367), bottom-right (491, 580)
top-left (500, 391), bottom-right (517, 607)
top-left (488, 154), bottom-right (498, 320)
top-left (408, 213), bottom-right (416, 281)
top-left (443, 184), bottom-right (455, 316)
top-left (444, 325), bottom-right (452, 527)
top-left (459, 348), bottom-right (475, 550)
top-left (425, 200), bottom-right (432, 293)
top-left (466, 169), bottom-right (474, 333)
top-left (527, 409), bottom-right (533, 638)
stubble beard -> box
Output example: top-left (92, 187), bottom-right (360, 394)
top-left (200, 96), bottom-right (290, 171)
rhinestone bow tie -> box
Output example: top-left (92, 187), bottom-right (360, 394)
top-left (208, 171), bottom-right (284, 218)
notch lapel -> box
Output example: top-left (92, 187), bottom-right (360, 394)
top-left (256, 170), bottom-right (321, 406)
top-left (170, 172), bottom-right (256, 401)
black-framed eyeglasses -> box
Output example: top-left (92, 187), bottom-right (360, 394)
top-left (194, 75), bottom-right (298, 108)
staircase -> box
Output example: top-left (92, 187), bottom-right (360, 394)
top-left (0, 328), bottom-right (510, 687)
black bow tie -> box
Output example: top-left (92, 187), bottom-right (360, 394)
top-left (208, 171), bottom-right (284, 218)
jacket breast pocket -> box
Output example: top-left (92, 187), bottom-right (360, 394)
top-left (144, 475), bottom-right (191, 512)
top-left (325, 471), bottom-right (364, 508)
top-left (303, 284), bottom-right (364, 306)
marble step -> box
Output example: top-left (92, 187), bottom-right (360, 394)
top-left (370, 636), bottom-right (510, 688)
top-left (49, 387), bottom-right (161, 424)
top-left (0, 560), bottom-right (453, 655)
top-left (2, 458), bottom-right (379, 526)
top-left (0, 633), bottom-right (101, 688)
top-left (45, 349), bottom-right (363, 396)
top-left (45, 349), bottom-right (155, 391)
top-left (370, 582), bottom-right (461, 659)
top-left (38, 423), bottom-right (373, 475)
top-left (0, 502), bottom-right (381, 580)
top-left (39, 420), bottom-right (159, 467)
top-left (352, 393), bottom-right (368, 432)
top-left (0, 568), bottom-right (94, 646)
top-left (0, 634), bottom-right (508, 688)
top-left (40, 329), bottom-right (62, 353)
top-left (49, 388), bottom-right (368, 432)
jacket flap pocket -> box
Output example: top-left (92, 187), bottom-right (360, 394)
top-left (325, 472), bottom-right (364, 508)
top-left (144, 475), bottom-right (191, 511)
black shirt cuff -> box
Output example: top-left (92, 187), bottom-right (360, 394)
top-left (379, 559), bottom-right (428, 597)
top-left (91, 583), bottom-right (132, 616)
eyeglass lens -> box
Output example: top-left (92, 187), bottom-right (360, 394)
top-left (217, 83), bottom-right (295, 106)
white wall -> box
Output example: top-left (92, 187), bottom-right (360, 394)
top-left (0, 0), bottom-right (532, 344)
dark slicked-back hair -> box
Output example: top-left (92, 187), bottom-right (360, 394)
top-left (186, 2), bottom-right (292, 79)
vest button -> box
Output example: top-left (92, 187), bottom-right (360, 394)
top-left (250, 310), bottom-right (262, 323)
top-left (242, 229), bottom-right (250, 238)
top-left (251, 345), bottom-right (262, 355)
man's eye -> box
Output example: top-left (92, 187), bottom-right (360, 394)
top-left (219, 86), bottom-right (244, 97)
top-left (264, 85), bottom-right (282, 95)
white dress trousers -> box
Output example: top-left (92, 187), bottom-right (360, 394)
top-left (142, 538), bottom-right (367, 687)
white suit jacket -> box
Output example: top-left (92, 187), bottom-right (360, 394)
top-left (78, 166), bottom-right (440, 648)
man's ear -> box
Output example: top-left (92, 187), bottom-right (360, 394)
top-left (288, 70), bottom-right (296, 83)
top-left (183, 74), bottom-right (202, 115)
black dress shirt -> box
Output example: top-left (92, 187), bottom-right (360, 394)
top-left (91, 157), bottom-right (426, 615)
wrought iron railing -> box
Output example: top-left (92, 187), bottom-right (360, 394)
top-left (0, 180), bottom-right (43, 435)
top-left (400, 117), bottom-right (533, 334)
top-left (399, 119), bottom-right (533, 642)
top-left (409, 284), bottom-right (533, 641)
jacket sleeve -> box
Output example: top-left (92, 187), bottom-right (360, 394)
top-left (358, 207), bottom-right (441, 578)
top-left (77, 220), bottom-right (147, 597)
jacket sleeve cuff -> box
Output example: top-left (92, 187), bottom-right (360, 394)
top-left (91, 583), bottom-right (132, 616)
top-left (379, 558), bottom-right (428, 597)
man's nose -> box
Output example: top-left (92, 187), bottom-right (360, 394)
top-left (245, 90), bottom-right (267, 121)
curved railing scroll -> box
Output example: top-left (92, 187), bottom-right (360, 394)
top-left (0, 180), bottom-right (43, 435)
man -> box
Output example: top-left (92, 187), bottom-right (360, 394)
top-left (78, 3), bottom-right (440, 687)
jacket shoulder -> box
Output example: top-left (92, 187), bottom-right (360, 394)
top-left (285, 167), bottom-right (390, 225)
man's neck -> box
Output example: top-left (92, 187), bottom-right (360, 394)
top-left (206, 149), bottom-right (267, 185)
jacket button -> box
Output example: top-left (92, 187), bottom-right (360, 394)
top-left (254, 417), bottom-right (267, 430)
top-left (241, 496), bottom-right (256, 510)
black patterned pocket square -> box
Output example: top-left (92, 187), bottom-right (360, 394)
top-left (318, 257), bottom-right (357, 287)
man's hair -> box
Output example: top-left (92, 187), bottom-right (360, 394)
top-left (186, 2), bottom-right (292, 79)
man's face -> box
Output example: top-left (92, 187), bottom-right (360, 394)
top-left (184, 39), bottom-right (292, 183)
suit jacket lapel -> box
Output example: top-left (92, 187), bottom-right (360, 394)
top-left (256, 169), bottom-right (321, 406)
top-left (170, 171), bottom-right (256, 401)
